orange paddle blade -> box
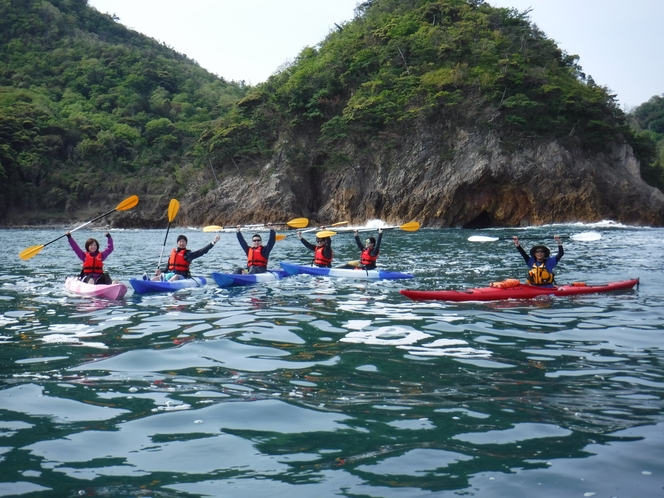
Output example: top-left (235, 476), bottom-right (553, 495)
top-left (399, 221), bottom-right (420, 231)
top-left (19, 244), bottom-right (45, 261)
top-left (117, 195), bottom-right (139, 211)
top-left (286, 217), bottom-right (309, 229)
top-left (167, 199), bottom-right (179, 222)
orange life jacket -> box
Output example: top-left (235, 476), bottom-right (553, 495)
top-left (248, 246), bottom-right (268, 268)
top-left (314, 246), bottom-right (333, 267)
top-left (528, 263), bottom-right (554, 285)
top-left (82, 252), bottom-right (104, 274)
top-left (359, 247), bottom-right (379, 267)
top-left (168, 248), bottom-right (190, 275)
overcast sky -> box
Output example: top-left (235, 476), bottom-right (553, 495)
top-left (88, 0), bottom-right (663, 110)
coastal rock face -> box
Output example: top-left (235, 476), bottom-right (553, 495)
top-left (178, 126), bottom-right (664, 228)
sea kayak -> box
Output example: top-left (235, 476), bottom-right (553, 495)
top-left (400, 278), bottom-right (639, 302)
top-left (129, 276), bottom-right (206, 294)
top-left (65, 276), bottom-right (128, 300)
top-left (211, 270), bottom-right (289, 288)
top-left (280, 262), bottom-right (414, 280)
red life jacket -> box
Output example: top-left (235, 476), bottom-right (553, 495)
top-left (82, 252), bottom-right (103, 274)
top-left (314, 246), bottom-right (333, 267)
top-left (248, 246), bottom-right (268, 268)
top-left (359, 247), bottom-right (379, 267)
top-left (168, 248), bottom-right (190, 275)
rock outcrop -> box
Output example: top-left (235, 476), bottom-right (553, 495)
top-left (174, 125), bottom-right (664, 228)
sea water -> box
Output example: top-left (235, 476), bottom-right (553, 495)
top-left (0, 223), bottom-right (662, 497)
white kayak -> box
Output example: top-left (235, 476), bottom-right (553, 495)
top-left (65, 276), bottom-right (128, 300)
top-left (280, 262), bottom-right (414, 280)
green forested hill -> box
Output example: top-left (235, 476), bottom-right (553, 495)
top-left (201, 0), bottom-right (662, 190)
top-left (1, 0), bottom-right (662, 226)
top-left (0, 0), bottom-right (247, 221)
top-left (631, 95), bottom-right (664, 187)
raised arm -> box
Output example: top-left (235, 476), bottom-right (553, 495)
top-left (188, 235), bottom-right (220, 261)
top-left (371, 229), bottom-right (383, 256)
top-left (298, 231), bottom-right (316, 251)
top-left (236, 227), bottom-right (249, 255)
top-left (353, 231), bottom-right (364, 251)
top-left (553, 235), bottom-right (564, 262)
top-left (100, 233), bottom-right (114, 260)
top-left (262, 224), bottom-right (276, 257)
top-left (66, 233), bottom-right (86, 261)
top-left (513, 236), bottom-right (530, 264)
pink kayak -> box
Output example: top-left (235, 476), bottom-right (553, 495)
top-left (65, 276), bottom-right (128, 300)
top-left (400, 278), bottom-right (639, 302)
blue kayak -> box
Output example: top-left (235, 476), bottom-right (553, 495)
top-left (280, 262), bottom-right (414, 280)
top-left (211, 270), bottom-right (289, 288)
top-left (129, 277), bottom-right (206, 294)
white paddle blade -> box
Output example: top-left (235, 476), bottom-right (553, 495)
top-left (468, 235), bottom-right (500, 242)
top-left (570, 231), bottom-right (601, 241)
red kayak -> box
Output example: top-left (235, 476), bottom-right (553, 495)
top-left (400, 278), bottom-right (639, 302)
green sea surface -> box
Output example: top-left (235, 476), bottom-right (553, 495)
top-left (0, 224), bottom-right (661, 497)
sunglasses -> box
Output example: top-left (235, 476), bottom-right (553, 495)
top-left (535, 250), bottom-right (546, 254)
top-left (252, 239), bottom-right (261, 242)
top-left (316, 239), bottom-right (324, 243)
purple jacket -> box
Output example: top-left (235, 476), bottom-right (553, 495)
top-left (68, 235), bottom-right (114, 276)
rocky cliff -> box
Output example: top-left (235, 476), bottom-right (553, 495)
top-left (159, 122), bottom-right (664, 229)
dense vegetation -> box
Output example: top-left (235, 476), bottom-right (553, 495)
top-left (630, 95), bottom-right (664, 189)
top-left (203, 0), bottom-right (657, 181)
top-left (1, 0), bottom-right (662, 223)
top-left (0, 0), bottom-right (246, 220)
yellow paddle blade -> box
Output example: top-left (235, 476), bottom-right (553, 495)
top-left (117, 195), bottom-right (139, 211)
top-left (316, 230), bottom-right (337, 238)
top-left (286, 217), bottom-right (309, 229)
top-left (276, 234), bottom-right (287, 241)
top-left (19, 244), bottom-right (45, 261)
top-left (202, 225), bottom-right (224, 232)
top-left (331, 221), bottom-right (349, 227)
top-left (346, 260), bottom-right (359, 267)
top-left (400, 221), bottom-right (420, 232)
top-left (167, 199), bottom-right (180, 222)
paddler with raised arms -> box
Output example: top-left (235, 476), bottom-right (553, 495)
top-left (513, 235), bottom-right (563, 286)
top-left (234, 223), bottom-right (276, 274)
top-left (297, 230), bottom-right (333, 267)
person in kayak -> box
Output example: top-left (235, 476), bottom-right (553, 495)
top-left (297, 231), bottom-right (333, 267)
top-left (234, 223), bottom-right (276, 274)
top-left (66, 232), bottom-right (115, 284)
top-left (150, 234), bottom-right (220, 281)
top-left (338, 228), bottom-right (383, 270)
top-left (513, 235), bottom-right (563, 286)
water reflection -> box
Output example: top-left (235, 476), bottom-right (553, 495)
top-left (0, 226), bottom-right (663, 496)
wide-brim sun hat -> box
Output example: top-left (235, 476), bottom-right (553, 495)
top-left (530, 245), bottom-right (550, 258)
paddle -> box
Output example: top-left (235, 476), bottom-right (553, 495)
top-left (19, 195), bottom-right (140, 261)
top-left (467, 231), bottom-right (602, 242)
top-left (344, 221), bottom-right (421, 233)
top-left (202, 217), bottom-right (309, 232)
top-left (303, 221), bottom-right (349, 233)
top-left (319, 221), bottom-right (421, 238)
top-left (157, 199), bottom-right (180, 270)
